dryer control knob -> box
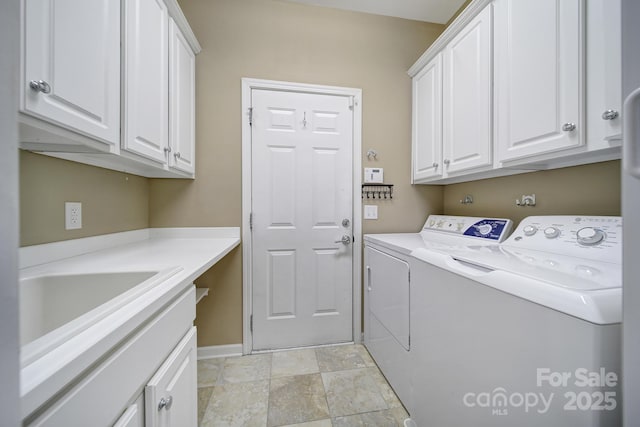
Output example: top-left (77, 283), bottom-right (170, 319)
top-left (576, 227), bottom-right (605, 246)
top-left (544, 227), bottom-right (561, 239)
top-left (477, 224), bottom-right (492, 235)
top-left (523, 225), bottom-right (538, 236)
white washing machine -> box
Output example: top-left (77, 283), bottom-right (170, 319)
top-left (363, 215), bottom-right (513, 411)
top-left (409, 216), bottom-right (622, 427)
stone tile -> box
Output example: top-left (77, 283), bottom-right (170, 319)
top-left (353, 344), bottom-right (377, 367)
top-left (315, 345), bottom-right (369, 372)
top-left (370, 368), bottom-right (404, 409)
top-left (333, 408), bottom-right (408, 427)
top-left (201, 380), bottom-right (269, 427)
top-left (279, 420), bottom-right (333, 427)
top-left (267, 374), bottom-right (330, 427)
top-left (321, 368), bottom-right (388, 417)
top-left (198, 386), bottom-right (214, 426)
top-left (221, 353), bottom-right (272, 384)
top-left (198, 358), bottom-right (225, 387)
top-left (272, 349), bottom-right (319, 378)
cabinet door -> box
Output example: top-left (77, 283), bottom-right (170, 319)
top-left (495, 0), bottom-right (584, 162)
top-left (23, 0), bottom-right (120, 146)
top-left (123, 0), bottom-right (169, 164)
top-left (113, 394), bottom-right (144, 427)
top-left (442, 4), bottom-right (493, 175)
top-left (587, 0), bottom-right (621, 145)
top-left (412, 54), bottom-right (443, 182)
top-left (168, 19), bottom-right (196, 175)
top-left (145, 327), bottom-right (197, 427)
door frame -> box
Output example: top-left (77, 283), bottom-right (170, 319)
top-left (241, 78), bottom-right (362, 355)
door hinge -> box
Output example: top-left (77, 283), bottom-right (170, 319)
top-left (250, 314), bottom-right (253, 333)
top-left (408, 270), bottom-right (411, 282)
top-left (248, 107), bottom-right (253, 126)
top-left (249, 212), bottom-right (253, 230)
top-left (349, 97), bottom-right (354, 111)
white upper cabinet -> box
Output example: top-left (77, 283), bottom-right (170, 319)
top-left (442, 4), bottom-right (493, 174)
top-left (587, 0), bottom-right (621, 147)
top-left (123, 0), bottom-right (170, 164)
top-left (494, 0), bottom-right (584, 163)
top-left (411, 4), bottom-right (492, 183)
top-left (412, 54), bottom-right (443, 182)
top-left (20, 0), bottom-right (200, 178)
top-left (22, 0), bottom-right (120, 148)
top-left (168, 19), bottom-right (197, 175)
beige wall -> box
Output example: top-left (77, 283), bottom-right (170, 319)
top-left (149, 0), bottom-right (445, 346)
top-left (20, 151), bottom-right (149, 246)
top-left (443, 160), bottom-right (621, 225)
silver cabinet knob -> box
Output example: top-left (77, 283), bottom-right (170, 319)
top-left (562, 123), bottom-right (576, 132)
top-left (334, 235), bottom-right (351, 245)
top-left (29, 80), bottom-right (51, 94)
top-left (432, 162), bottom-right (438, 168)
top-left (158, 396), bottom-right (173, 411)
top-left (174, 152), bottom-right (181, 159)
top-left (164, 146), bottom-right (172, 154)
top-left (443, 159), bottom-right (450, 165)
top-left (602, 110), bottom-right (619, 120)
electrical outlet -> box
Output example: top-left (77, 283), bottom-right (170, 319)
top-left (65, 202), bottom-right (82, 230)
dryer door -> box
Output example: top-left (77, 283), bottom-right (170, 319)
top-left (366, 247), bottom-right (410, 350)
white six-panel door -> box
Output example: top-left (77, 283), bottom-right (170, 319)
top-left (251, 89), bottom-right (353, 350)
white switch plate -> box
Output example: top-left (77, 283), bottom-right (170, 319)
top-left (364, 168), bottom-right (384, 183)
top-left (65, 202), bottom-right (82, 230)
top-left (364, 205), bottom-right (378, 220)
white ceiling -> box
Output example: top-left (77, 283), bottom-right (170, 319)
top-left (283, 0), bottom-right (467, 24)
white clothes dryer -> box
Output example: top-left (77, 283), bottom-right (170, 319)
top-left (408, 216), bottom-right (622, 427)
top-left (363, 215), bottom-right (513, 411)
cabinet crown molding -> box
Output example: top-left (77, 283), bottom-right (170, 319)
top-left (408, 0), bottom-right (492, 77)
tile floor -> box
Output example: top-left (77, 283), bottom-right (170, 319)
top-left (197, 344), bottom-right (408, 427)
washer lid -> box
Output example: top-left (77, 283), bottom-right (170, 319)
top-left (448, 245), bottom-right (621, 291)
top-left (411, 247), bottom-right (621, 324)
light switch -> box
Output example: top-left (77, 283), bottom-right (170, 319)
top-left (364, 205), bottom-right (378, 220)
top-left (364, 168), bottom-right (384, 183)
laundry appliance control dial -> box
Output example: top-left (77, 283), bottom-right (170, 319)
top-left (523, 225), bottom-right (538, 236)
top-left (544, 227), bottom-right (561, 239)
top-left (576, 227), bottom-right (606, 246)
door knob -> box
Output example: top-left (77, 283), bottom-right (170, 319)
top-left (334, 235), bottom-right (351, 245)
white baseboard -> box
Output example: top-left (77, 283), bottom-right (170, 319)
top-left (197, 344), bottom-right (243, 359)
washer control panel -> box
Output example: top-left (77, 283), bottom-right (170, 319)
top-left (422, 215), bottom-right (513, 242)
top-left (504, 216), bottom-right (622, 263)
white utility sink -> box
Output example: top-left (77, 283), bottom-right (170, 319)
top-left (20, 268), bottom-right (181, 366)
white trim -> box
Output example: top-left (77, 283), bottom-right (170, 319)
top-left (197, 344), bottom-right (243, 360)
top-left (408, 0), bottom-right (492, 77)
top-left (241, 78), bottom-right (363, 355)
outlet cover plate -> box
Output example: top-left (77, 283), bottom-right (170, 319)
top-left (364, 205), bottom-right (378, 220)
top-left (65, 202), bottom-right (82, 230)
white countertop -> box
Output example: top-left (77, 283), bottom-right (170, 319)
top-left (19, 227), bottom-right (240, 418)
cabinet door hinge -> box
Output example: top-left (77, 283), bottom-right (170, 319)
top-left (248, 107), bottom-right (253, 126)
top-left (249, 212), bottom-right (253, 230)
top-left (408, 270), bottom-right (411, 282)
top-left (250, 314), bottom-right (253, 333)
top-left (349, 97), bottom-right (354, 111)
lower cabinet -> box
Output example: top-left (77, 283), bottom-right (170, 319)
top-left (25, 286), bottom-right (197, 427)
top-left (145, 327), bottom-right (197, 427)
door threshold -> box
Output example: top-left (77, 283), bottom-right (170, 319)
top-left (251, 341), bottom-right (355, 355)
